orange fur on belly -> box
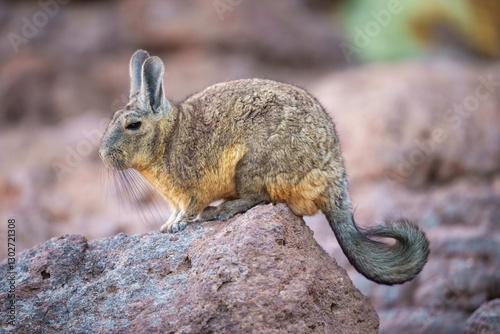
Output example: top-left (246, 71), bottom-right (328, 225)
top-left (197, 144), bottom-right (248, 206)
top-left (266, 168), bottom-right (328, 216)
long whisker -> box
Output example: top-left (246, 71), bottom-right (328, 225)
top-left (113, 160), bottom-right (128, 224)
top-left (122, 160), bottom-right (159, 226)
top-left (89, 149), bottom-right (102, 165)
top-left (124, 160), bottom-right (168, 225)
top-left (117, 166), bottom-right (139, 219)
top-left (102, 156), bottom-right (170, 231)
top-left (125, 169), bottom-right (156, 224)
top-left (98, 163), bottom-right (109, 212)
top-left (120, 167), bottom-right (149, 225)
top-left (126, 168), bottom-right (169, 227)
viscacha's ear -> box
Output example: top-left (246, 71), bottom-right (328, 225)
top-left (140, 56), bottom-right (169, 113)
top-left (129, 50), bottom-right (150, 98)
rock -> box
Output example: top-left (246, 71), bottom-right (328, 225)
top-left (117, 0), bottom-right (345, 67)
top-left (378, 308), bottom-right (468, 334)
top-left (0, 0), bottom-right (345, 127)
top-left (0, 204), bottom-right (379, 333)
top-left (312, 60), bottom-right (500, 188)
top-left (414, 238), bottom-right (500, 312)
top-left (362, 236), bottom-right (500, 333)
top-left (306, 59), bottom-right (500, 334)
top-left (0, 55), bottom-right (56, 125)
top-left (464, 299), bottom-right (500, 334)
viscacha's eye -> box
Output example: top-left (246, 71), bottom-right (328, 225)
top-left (126, 122), bottom-right (142, 130)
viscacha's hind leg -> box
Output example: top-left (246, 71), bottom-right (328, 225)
top-left (199, 196), bottom-right (269, 222)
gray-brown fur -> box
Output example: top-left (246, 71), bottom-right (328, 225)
top-left (100, 50), bottom-right (430, 285)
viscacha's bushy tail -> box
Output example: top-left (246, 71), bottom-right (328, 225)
top-left (323, 181), bottom-right (429, 285)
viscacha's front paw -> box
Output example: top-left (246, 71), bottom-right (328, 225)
top-left (160, 220), bottom-right (189, 233)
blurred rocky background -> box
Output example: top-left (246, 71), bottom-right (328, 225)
top-left (0, 0), bottom-right (499, 333)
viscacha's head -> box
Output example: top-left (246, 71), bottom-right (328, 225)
top-left (100, 50), bottom-right (175, 171)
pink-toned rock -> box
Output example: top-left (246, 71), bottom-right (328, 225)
top-left (306, 60), bottom-right (500, 333)
top-left (0, 0), bottom-right (344, 127)
top-left (0, 55), bottom-right (55, 125)
top-left (117, 0), bottom-right (344, 66)
top-left (0, 204), bottom-right (379, 333)
top-left (464, 299), bottom-right (500, 334)
top-left (1, 2), bottom-right (499, 332)
top-left (312, 60), bottom-right (500, 188)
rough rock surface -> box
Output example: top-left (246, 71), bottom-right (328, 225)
top-left (2, 1), bottom-right (500, 332)
top-left (306, 60), bottom-right (500, 334)
top-left (0, 204), bottom-right (379, 333)
top-left (463, 299), bottom-right (500, 334)
top-left (312, 60), bottom-right (500, 187)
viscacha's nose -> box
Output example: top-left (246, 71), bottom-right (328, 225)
top-left (98, 147), bottom-right (107, 160)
